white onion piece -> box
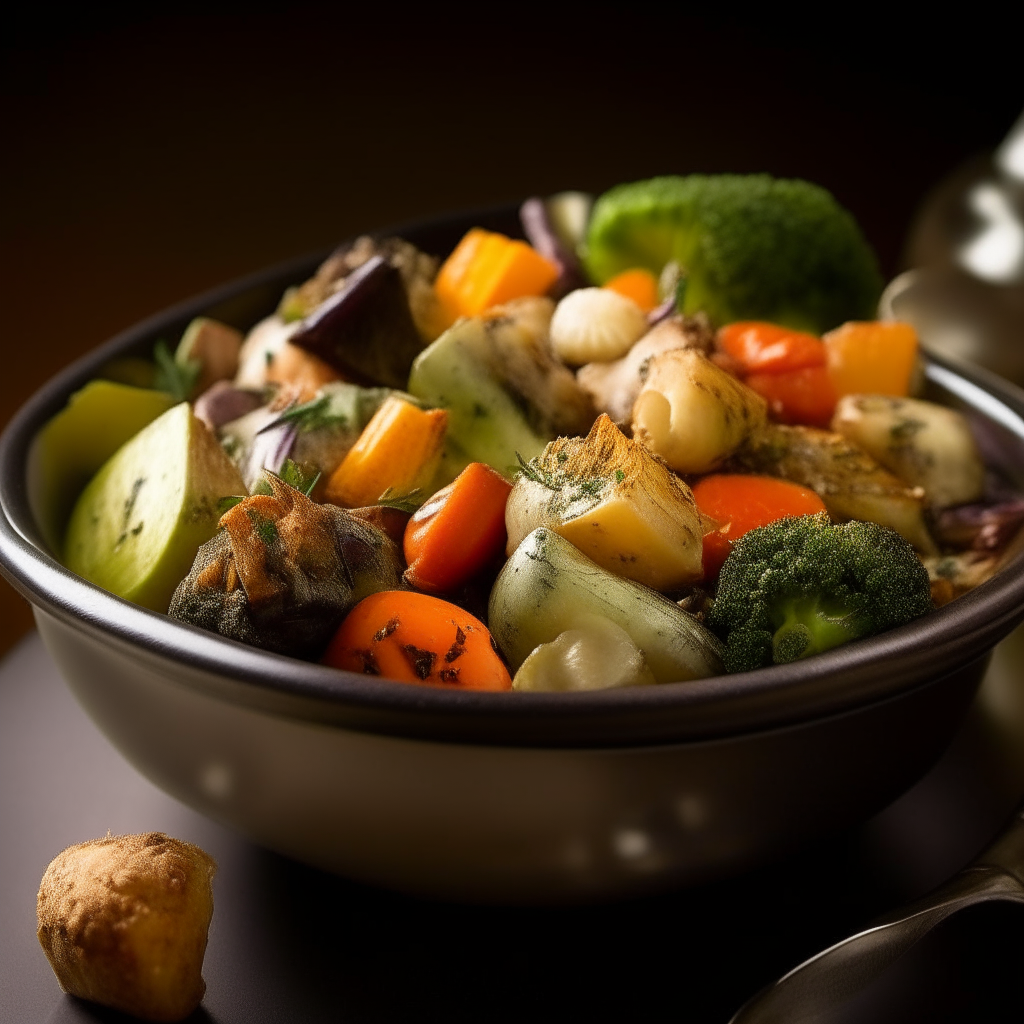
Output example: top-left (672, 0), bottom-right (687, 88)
top-left (512, 617), bottom-right (656, 692)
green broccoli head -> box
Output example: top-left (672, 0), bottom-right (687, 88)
top-left (706, 513), bottom-right (933, 674)
top-left (583, 175), bottom-right (883, 335)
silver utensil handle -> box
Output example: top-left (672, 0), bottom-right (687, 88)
top-left (975, 807), bottom-right (1024, 882)
top-left (730, 810), bottom-right (1024, 1023)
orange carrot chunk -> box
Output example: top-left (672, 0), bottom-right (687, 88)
top-left (715, 322), bottom-right (837, 426)
top-left (824, 321), bottom-right (919, 398)
top-left (404, 462), bottom-right (512, 594)
top-left (434, 228), bottom-right (560, 320)
top-left (324, 396), bottom-right (447, 508)
top-left (603, 268), bottom-right (660, 313)
top-left (717, 321), bottom-right (826, 375)
top-left (745, 365), bottom-right (838, 428)
top-left (323, 591), bottom-right (512, 691)
top-left (693, 474), bottom-right (827, 580)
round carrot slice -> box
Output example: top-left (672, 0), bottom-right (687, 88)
top-left (323, 591), bottom-right (512, 691)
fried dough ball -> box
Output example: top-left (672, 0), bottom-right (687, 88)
top-left (36, 832), bottom-right (216, 1022)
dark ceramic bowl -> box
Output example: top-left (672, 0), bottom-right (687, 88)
top-left (3, 206), bottom-right (1024, 902)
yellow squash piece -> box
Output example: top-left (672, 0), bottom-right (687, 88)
top-left (434, 228), bottom-right (559, 321)
top-left (824, 321), bottom-right (918, 398)
top-left (323, 395), bottom-right (447, 508)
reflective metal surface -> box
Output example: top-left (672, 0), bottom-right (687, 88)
top-left (881, 109), bottom-right (1024, 384)
top-left (730, 818), bottom-right (1024, 1023)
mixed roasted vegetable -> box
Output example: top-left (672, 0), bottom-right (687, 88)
top-left (33, 174), bottom-right (1024, 692)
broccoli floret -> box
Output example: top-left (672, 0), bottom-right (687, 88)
top-left (583, 175), bottom-right (883, 335)
top-left (706, 513), bottom-right (932, 673)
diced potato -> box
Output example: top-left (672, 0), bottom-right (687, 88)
top-left (831, 394), bottom-right (984, 508)
top-left (505, 414), bottom-right (704, 590)
top-left (632, 348), bottom-right (768, 474)
top-left (175, 317), bottom-right (243, 396)
top-left (234, 315), bottom-right (300, 389)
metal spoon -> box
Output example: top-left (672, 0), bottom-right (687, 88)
top-left (728, 806), bottom-right (1024, 1024)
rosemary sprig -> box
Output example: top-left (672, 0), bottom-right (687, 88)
top-left (153, 340), bottom-right (201, 402)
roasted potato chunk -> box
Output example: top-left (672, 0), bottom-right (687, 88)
top-left (830, 394), bottom-right (984, 509)
top-left (728, 423), bottom-right (937, 553)
top-left (505, 414), bottom-right (705, 590)
top-left (632, 348), bottom-right (768, 474)
top-left (37, 832), bottom-right (216, 1023)
top-left (577, 314), bottom-right (712, 426)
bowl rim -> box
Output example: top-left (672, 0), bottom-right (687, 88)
top-left (4, 204), bottom-right (1024, 749)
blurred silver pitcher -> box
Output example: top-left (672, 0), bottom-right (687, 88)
top-left (881, 110), bottom-right (1024, 384)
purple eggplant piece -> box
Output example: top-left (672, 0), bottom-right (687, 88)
top-left (263, 423), bottom-right (298, 476)
top-left (647, 295), bottom-right (677, 327)
top-left (519, 197), bottom-right (588, 299)
top-left (289, 255), bottom-right (422, 389)
top-left (193, 381), bottom-right (263, 431)
top-left (241, 421), bottom-right (298, 491)
top-left (933, 498), bottom-right (1024, 551)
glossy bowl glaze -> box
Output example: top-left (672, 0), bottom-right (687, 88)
top-left (4, 207), bottom-right (1024, 902)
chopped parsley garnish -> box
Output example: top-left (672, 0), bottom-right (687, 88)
top-left (515, 451), bottom-right (608, 508)
top-left (271, 394), bottom-right (342, 432)
top-left (377, 487), bottom-right (424, 513)
top-left (216, 460), bottom-right (320, 515)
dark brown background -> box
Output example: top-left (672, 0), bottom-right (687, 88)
top-left (2, 7), bottom-right (1020, 654)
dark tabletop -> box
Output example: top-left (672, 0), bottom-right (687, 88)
top-left (3, 624), bottom-right (1024, 1023)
